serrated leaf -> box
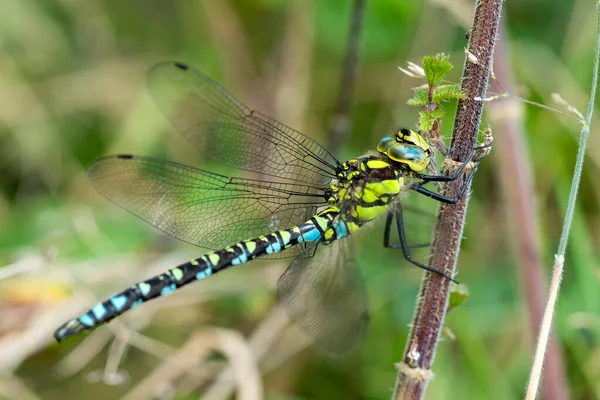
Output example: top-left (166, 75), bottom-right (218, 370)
top-left (418, 108), bottom-right (445, 131)
top-left (422, 53), bottom-right (453, 88)
top-left (407, 88), bottom-right (429, 107)
top-left (433, 84), bottom-right (464, 103)
top-left (419, 113), bottom-right (435, 132)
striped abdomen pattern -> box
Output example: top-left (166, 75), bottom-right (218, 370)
top-left (54, 207), bottom-right (350, 341)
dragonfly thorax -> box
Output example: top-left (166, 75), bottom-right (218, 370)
top-left (326, 156), bottom-right (403, 227)
top-left (377, 128), bottom-right (431, 173)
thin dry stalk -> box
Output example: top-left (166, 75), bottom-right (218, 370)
top-left (123, 328), bottom-right (262, 400)
top-left (392, 0), bottom-right (503, 399)
top-left (526, 2), bottom-right (600, 397)
top-left (525, 256), bottom-right (565, 400)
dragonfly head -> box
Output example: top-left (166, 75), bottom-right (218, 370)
top-left (377, 128), bottom-right (431, 173)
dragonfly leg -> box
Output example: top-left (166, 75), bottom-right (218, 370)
top-left (383, 211), bottom-right (429, 249)
top-left (408, 242), bottom-right (430, 249)
top-left (410, 147), bottom-right (485, 204)
top-left (383, 206), bottom-right (458, 284)
top-left (412, 144), bottom-right (489, 182)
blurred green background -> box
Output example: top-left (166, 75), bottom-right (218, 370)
top-left (0, 0), bottom-right (598, 399)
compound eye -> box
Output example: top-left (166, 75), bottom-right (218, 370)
top-left (388, 143), bottom-right (428, 172)
top-left (377, 135), bottom-right (397, 153)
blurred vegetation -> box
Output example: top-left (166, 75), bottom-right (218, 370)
top-left (0, 0), bottom-right (599, 399)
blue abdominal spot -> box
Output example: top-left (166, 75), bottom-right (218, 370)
top-left (79, 314), bottom-right (94, 327)
top-left (231, 252), bottom-right (248, 265)
top-left (302, 228), bottom-right (321, 242)
top-left (266, 241), bottom-right (282, 254)
top-left (131, 299), bottom-right (143, 309)
top-left (91, 303), bottom-right (107, 320)
top-left (334, 221), bottom-right (348, 238)
top-left (110, 295), bottom-right (127, 311)
top-left (160, 284), bottom-right (177, 296)
top-left (196, 267), bottom-right (213, 280)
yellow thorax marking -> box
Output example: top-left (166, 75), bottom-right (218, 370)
top-left (362, 187), bottom-right (378, 203)
top-left (366, 159), bottom-right (390, 170)
top-left (355, 204), bottom-right (388, 221)
top-left (346, 221), bottom-right (359, 233)
top-left (365, 179), bottom-right (401, 197)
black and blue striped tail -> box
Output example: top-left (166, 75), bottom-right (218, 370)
top-left (54, 255), bottom-right (215, 341)
top-left (54, 208), bottom-right (344, 342)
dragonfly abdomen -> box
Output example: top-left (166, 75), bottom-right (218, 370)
top-left (53, 258), bottom-right (216, 341)
top-left (54, 207), bottom-right (345, 342)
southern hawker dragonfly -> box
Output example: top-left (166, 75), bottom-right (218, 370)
top-left (54, 61), bottom-right (488, 354)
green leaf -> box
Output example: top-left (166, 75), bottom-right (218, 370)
top-left (407, 87), bottom-right (428, 107)
top-left (449, 283), bottom-right (470, 310)
top-left (418, 108), bottom-right (445, 131)
top-left (433, 84), bottom-right (464, 103)
top-left (422, 53), bottom-right (453, 88)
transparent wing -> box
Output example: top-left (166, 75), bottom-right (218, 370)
top-left (277, 239), bottom-right (369, 354)
top-left (394, 186), bottom-right (439, 256)
top-left (148, 61), bottom-right (340, 186)
top-left (88, 155), bottom-right (327, 257)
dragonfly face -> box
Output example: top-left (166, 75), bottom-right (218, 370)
top-left (322, 128), bottom-right (433, 229)
top-left (377, 128), bottom-right (431, 173)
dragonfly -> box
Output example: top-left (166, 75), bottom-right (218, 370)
top-left (54, 61), bottom-right (488, 354)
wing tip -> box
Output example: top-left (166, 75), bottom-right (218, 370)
top-left (173, 62), bottom-right (189, 71)
top-left (87, 154), bottom-right (135, 178)
top-left (149, 60), bottom-right (190, 75)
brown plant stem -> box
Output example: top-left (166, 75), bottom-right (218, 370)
top-left (328, 0), bottom-right (367, 153)
top-left (391, 1), bottom-right (503, 399)
top-left (488, 25), bottom-right (570, 400)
